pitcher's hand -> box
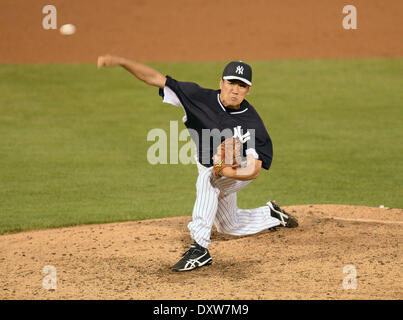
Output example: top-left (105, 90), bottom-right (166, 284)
top-left (97, 55), bottom-right (122, 69)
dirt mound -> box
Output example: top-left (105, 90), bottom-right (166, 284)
top-left (0, 205), bottom-right (401, 300)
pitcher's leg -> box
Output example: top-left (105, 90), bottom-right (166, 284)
top-left (187, 168), bottom-right (220, 248)
top-left (214, 191), bottom-right (280, 236)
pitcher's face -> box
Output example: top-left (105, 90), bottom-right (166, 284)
top-left (219, 79), bottom-right (250, 108)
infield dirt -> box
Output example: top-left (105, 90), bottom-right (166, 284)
top-left (1, 0), bottom-right (402, 300)
top-left (0, 205), bottom-right (402, 299)
top-left (1, 0), bottom-right (403, 63)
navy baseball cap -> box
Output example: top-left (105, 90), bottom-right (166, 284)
top-left (222, 61), bottom-right (252, 86)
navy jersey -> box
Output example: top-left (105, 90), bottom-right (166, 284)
top-left (159, 76), bottom-right (273, 170)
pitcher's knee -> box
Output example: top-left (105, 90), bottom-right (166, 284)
top-left (214, 220), bottom-right (239, 235)
top-left (196, 170), bottom-right (219, 193)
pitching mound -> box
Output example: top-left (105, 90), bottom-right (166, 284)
top-left (0, 205), bottom-right (401, 300)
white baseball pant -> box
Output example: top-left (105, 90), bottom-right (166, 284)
top-left (188, 160), bottom-right (281, 248)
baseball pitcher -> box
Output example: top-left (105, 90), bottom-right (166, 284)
top-left (97, 55), bottom-right (298, 271)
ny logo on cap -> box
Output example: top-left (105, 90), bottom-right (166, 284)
top-left (235, 66), bottom-right (244, 75)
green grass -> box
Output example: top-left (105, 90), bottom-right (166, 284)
top-left (0, 58), bottom-right (402, 234)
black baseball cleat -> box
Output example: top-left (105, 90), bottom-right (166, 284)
top-left (267, 201), bottom-right (299, 228)
top-left (172, 242), bottom-right (212, 272)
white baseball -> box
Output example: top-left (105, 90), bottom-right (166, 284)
top-left (60, 24), bottom-right (76, 36)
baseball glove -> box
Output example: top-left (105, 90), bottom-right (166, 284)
top-left (212, 137), bottom-right (242, 178)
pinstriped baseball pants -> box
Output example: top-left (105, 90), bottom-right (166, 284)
top-left (188, 160), bottom-right (281, 248)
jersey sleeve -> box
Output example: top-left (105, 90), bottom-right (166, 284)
top-left (160, 85), bottom-right (183, 108)
top-left (159, 76), bottom-right (203, 108)
top-left (158, 76), bottom-right (206, 123)
top-left (244, 119), bottom-right (273, 170)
